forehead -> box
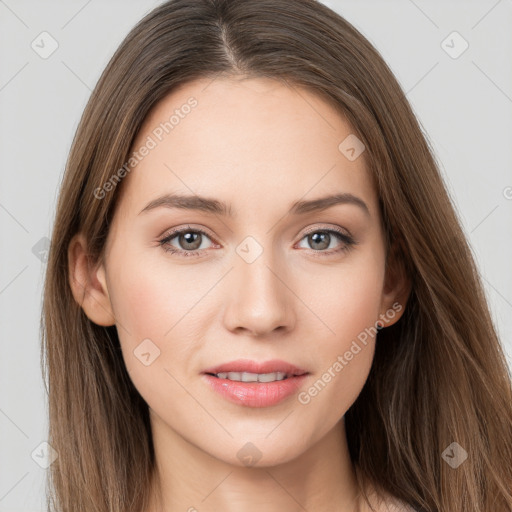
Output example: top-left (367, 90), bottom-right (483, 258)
top-left (119, 76), bottom-right (377, 219)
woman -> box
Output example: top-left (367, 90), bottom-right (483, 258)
top-left (41, 1), bottom-right (512, 511)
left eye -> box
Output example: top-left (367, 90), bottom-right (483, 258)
top-left (297, 230), bottom-right (351, 252)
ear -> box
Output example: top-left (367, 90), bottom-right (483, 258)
top-left (378, 239), bottom-right (411, 328)
top-left (68, 233), bottom-right (116, 326)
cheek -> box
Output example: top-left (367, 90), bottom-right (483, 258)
top-left (302, 245), bottom-right (385, 347)
top-left (108, 249), bottom-right (212, 341)
top-left (105, 251), bottom-right (222, 393)
top-left (106, 259), bottom-right (198, 415)
top-left (297, 249), bottom-right (384, 415)
top-left (111, 265), bottom-right (170, 341)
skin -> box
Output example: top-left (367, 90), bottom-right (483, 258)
top-left (69, 76), bottom-right (410, 512)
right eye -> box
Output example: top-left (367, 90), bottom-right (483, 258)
top-left (158, 226), bottom-right (216, 257)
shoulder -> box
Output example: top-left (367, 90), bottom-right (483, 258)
top-left (379, 496), bottom-right (418, 512)
top-left (358, 482), bottom-right (418, 512)
top-left (382, 499), bottom-right (417, 512)
top-left (361, 488), bottom-right (418, 512)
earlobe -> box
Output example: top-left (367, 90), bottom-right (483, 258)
top-left (68, 233), bottom-right (116, 327)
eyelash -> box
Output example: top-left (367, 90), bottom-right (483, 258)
top-left (158, 225), bottom-right (356, 258)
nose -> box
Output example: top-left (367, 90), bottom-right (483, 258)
top-left (222, 248), bottom-right (296, 337)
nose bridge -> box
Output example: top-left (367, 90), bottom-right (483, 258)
top-left (223, 236), bottom-right (294, 335)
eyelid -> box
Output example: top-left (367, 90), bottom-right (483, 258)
top-left (299, 224), bottom-right (353, 239)
top-left (158, 223), bottom-right (216, 240)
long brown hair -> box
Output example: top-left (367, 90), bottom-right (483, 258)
top-left (41, 1), bottom-right (512, 511)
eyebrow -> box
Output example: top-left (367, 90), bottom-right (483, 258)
top-left (138, 192), bottom-right (370, 217)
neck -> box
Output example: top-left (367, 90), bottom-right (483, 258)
top-left (146, 414), bottom-right (366, 512)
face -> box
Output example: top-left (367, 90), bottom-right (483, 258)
top-left (81, 76), bottom-right (405, 467)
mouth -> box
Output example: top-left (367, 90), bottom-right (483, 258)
top-left (202, 359), bottom-right (309, 382)
top-left (201, 359), bottom-right (310, 407)
top-left (204, 371), bottom-right (305, 382)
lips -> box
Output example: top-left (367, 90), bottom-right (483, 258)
top-left (201, 359), bottom-right (310, 407)
top-left (202, 359), bottom-right (309, 378)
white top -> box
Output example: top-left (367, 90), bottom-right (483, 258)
top-left (384, 499), bottom-right (418, 511)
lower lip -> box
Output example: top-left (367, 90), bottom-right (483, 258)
top-left (202, 374), bottom-right (309, 407)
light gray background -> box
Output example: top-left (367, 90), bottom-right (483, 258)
top-left (1, 1), bottom-right (511, 510)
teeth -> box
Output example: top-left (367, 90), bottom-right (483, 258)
top-left (256, 372), bottom-right (287, 382)
top-left (215, 371), bottom-right (287, 382)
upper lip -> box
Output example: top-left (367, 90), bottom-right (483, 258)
top-left (202, 359), bottom-right (309, 377)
